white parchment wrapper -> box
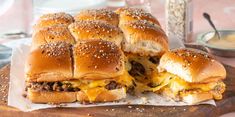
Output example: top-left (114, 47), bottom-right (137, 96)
top-left (7, 41), bottom-right (216, 112)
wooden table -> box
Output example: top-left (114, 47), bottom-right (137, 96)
top-left (0, 64), bottom-right (235, 117)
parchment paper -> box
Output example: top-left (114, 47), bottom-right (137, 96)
top-left (7, 41), bottom-right (216, 112)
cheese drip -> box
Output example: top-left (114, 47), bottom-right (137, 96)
top-left (151, 72), bottom-right (226, 100)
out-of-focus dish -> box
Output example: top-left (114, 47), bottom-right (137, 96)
top-left (197, 30), bottom-right (235, 57)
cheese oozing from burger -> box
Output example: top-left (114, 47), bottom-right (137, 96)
top-left (150, 72), bottom-right (225, 100)
top-left (152, 48), bottom-right (227, 103)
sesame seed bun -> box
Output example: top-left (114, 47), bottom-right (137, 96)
top-left (120, 20), bottom-right (168, 56)
top-left (73, 39), bottom-right (125, 80)
top-left (158, 48), bottom-right (226, 83)
top-left (25, 42), bottom-right (74, 82)
top-left (32, 25), bottom-right (75, 50)
top-left (68, 20), bottom-right (124, 47)
top-left (116, 7), bottom-right (161, 27)
top-left (34, 12), bottom-right (74, 30)
top-left (74, 9), bottom-right (119, 26)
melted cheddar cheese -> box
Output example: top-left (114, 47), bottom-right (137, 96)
top-left (83, 87), bottom-right (107, 102)
top-left (150, 72), bottom-right (226, 100)
top-left (61, 70), bottom-right (134, 102)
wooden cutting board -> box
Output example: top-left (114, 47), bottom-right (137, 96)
top-left (0, 64), bottom-right (235, 117)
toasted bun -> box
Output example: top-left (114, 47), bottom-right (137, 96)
top-left (74, 9), bottom-right (119, 26)
top-left (28, 88), bottom-right (126, 103)
top-left (73, 39), bottom-right (125, 80)
top-left (77, 88), bottom-right (126, 102)
top-left (32, 25), bottom-right (75, 50)
top-left (182, 92), bottom-right (213, 104)
top-left (34, 12), bottom-right (74, 30)
top-left (27, 89), bottom-right (77, 103)
top-left (25, 42), bottom-right (74, 82)
top-left (158, 48), bottom-right (226, 83)
top-left (69, 20), bottom-right (124, 47)
top-left (120, 20), bottom-right (168, 56)
top-left (160, 88), bottom-right (213, 104)
top-left (116, 7), bottom-right (160, 27)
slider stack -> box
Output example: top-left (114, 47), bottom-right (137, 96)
top-left (25, 8), bottom-right (226, 104)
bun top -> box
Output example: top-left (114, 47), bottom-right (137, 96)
top-left (159, 48), bottom-right (226, 83)
top-left (116, 7), bottom-right (160, 27)
top-left (34, 12), bottom-right (74, 30)
top-left (121, 20), bottom-right (168, 56)
top-left (32, 24), bottom-right (75, 50)
top-left (26, 42), bottom-right (73, 82)
top-left (74, 9), bottom-right (119, 26)
top-left (73, 39), bottom-right (124, 80)
top-left (68, 20), bottom-right (123, 47)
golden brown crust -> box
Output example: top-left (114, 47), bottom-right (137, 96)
top-left (32, 25), bottom-right (75, 50)
top-left (77, 88), bottom-right (126, 102)
top-left (74, 9), bottom-right (119, 26)
top-left (27, 88), bottom-right (126, 103)
top-left (159, 48), bottom-right (226, 83)
top-left (73, 39), bottom-right (125, 80)
top-left (181, 92), bottom-right (213, 104)
top-left (27, 89), bottom-right (77, 103)
top-left (34, 12), bottom-right (74, 30)
top-left (121, 20), bottom-right (168, 56)
top-left (116, 7), bottom-right (161, 27)
top-left (26, 42), bottom-right (74, 82)
top-left (68, 20), bottom-right (124, 47)
top-left (160, 88), bottom-right (214, 104)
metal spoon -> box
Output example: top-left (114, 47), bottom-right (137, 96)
top-left (203, 12), bottom-right (221, 39)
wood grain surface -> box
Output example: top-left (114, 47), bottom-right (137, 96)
top-left (0, 64), bottom-right (235, 117)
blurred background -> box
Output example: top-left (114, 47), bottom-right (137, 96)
top-left (0, 0), bottom-right (234, 41)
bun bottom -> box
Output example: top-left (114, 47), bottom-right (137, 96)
top-left (27, 88), bottom-right (126, 103)
top-left (77, 88), bottom-right (126, 102)
top-left (27, 89), bottom-right (77, 103)
top-left (182, 92), bottom-right (213, 104)
top-left (159, 88), bottom-right (213, 104)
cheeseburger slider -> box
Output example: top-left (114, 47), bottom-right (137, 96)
top-left (34, 12), bottom-right (74, 30)
top-left (25, 42), bottom-right (76, 103)
top-left (120, 20), bottom-right (168, 93)
top-left (154, 48), bottom-right (226, 104)
top-left (74, 9), bottom-right (119, 26)
top-left (25, 40), bottom-right (134, 103)
top-left (73, 39), bottom-right (134, 102)
top-left (32, 24), bottom-right (75, 50)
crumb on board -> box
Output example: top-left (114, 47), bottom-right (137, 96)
top-left (0, 72), bottom-right (9, 103)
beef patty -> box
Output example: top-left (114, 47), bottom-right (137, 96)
top-left (128, 60), bottom-right (146, 81)
top-left (27, 81), bottom-right (124, 92)
top-left (26, 82), bottom-right (80, 92)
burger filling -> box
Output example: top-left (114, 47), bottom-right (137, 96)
top-left (27, 80), bottom-right (131, 91)
top-left (26, 82), bottom-right (80, 92)
top-left (128, 60), bottom-right (146, 82)
top-left (150, 72), bottom-right (226, 100)
top-left (26, 71), bottom-right (135, 102)
top-left (126, 54), bottom-right (160, 93)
